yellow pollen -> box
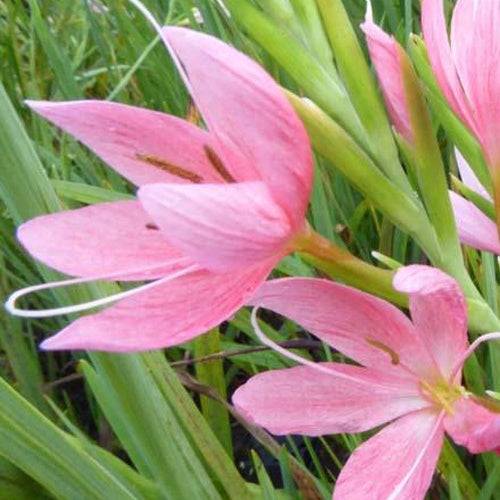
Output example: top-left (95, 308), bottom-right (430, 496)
top-left (419, 379), bottom-right (463, 414)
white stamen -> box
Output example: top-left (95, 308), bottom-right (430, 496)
top-left (365, 0), bottom-right (373, 22)
top-left (5, 261), bottom-right (199, 318)
top-left (449, 332), bottom-right (500, 383)
top-left (127, 0), bottom-right (194, 94)
top-left (250, 307), bottom-right (386, 387)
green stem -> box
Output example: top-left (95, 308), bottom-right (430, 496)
top-left (287, 90), bottom-right (442, 264)
top-left (295, 225), bottom-right (407, 306)
top-left (315, 0), bottom-right (413, 196)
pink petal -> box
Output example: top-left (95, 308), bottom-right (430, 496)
top-left (17, 201), bottom-right (182, 280)
top-left (421, 0), bottom-right (477, 134)
top-left (393, 265), bottom-right (468, 381)
top-left (26, 100), bottom-right (222, 186)
top-left (445, 397), bottom-right (500, 454)
top-left (449, 191), bottom-right (500, 254)
top-left (455, 148), bottom-right (491, 201)
top-left (40, 263), bottom-right (273, 351)
top-left (449, 0), bottom-right (475, 114)
top-left (249, 278), bottom-right (438, 378)
top-left (360, 20), bottom-right (412, 142)
top-left (162, 27), bottom-right (313, 229)
top-left (334, 410), bottom-right (444, 500)
top-left (138, 182), bottom-right (291, 272)
top-left (450, 0), bottom-right (500, 166)
top-left (233, 363), bottom-right (427, 436)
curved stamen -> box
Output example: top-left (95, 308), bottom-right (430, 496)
top-left (449, 332), bottom-right (500, 383)
top-left (127, 0), bottom-right (193, 95)
top-left (5, 261), bottom-right (199, 319)
top-left (250, 307), bottom-right (392, 388)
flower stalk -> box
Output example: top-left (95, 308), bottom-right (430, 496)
top-left (293, 223), bottom-right (406, 306)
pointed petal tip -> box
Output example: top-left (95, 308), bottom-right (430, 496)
top-left (393, 265), bottom-right (457, 295)
top-left (25, 99), bottom-right (74, 111)
top-left (39, 335), bottom-right (70, 352)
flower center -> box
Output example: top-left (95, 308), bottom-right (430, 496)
top-left (419, 379), bottom-right (464, 414)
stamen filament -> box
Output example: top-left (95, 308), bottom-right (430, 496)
top-left (251, 307), bottom-right (390, 388)
top-left (127, 0), bottom-right (194, 95)
top-left (5, 260), bottom-right (198, 318)
top-left (449, 332), bottom-right (500, 383)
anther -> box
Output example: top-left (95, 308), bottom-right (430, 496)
top-left (365, 338), bottom-right (400, 365)
top-left (135, 152), bottom-right (203, 183)
top-left (203, 144), bottom-right (236, 183)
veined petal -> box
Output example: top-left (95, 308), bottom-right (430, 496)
top-left (449, 191), bottom-right (500, 254)
top-left (17, 201), bottom-right (183, 280)
top-left (393, 265), bottom-right (468, 381)
top-left (162, 27), bottom-right (313, 229)
top-left (361, 20), bottom-right (412, 141)
top-left (334, 410), bottom-right (444, 500)
top-left (26, 100), bottom-right (222, 186)
top-left (450, 0), bottom-right (475, 112)
top-left (248, 278), bottom-right (437, 378)
top-left (421, 0), bottom-right (477, 134)
top-left (451, 0), bottom-right (500, 166)
top-left (138, 182), bottom-right (292, 272)
top-left (455, 148), bottom-right (491, 200)
top-left (233, 363), bottom-right (427, 436)
top-left (40, 262), bottom-right (273, 352)
top-left (445, 397), bottom-right (500, 454)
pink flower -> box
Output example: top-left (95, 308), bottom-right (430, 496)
top-left (449, 149), bottom-right (500, 254)
top-left (422, 0), bottom-right (500, 169)
top-left (6, 27), bottom-right (312, 351)
top-left (360, 6), bottom-right (412, 142)
top-left (233, 265), bottom-right (500, 499)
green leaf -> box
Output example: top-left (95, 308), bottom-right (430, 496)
top-left (288, 0), bottom-right (335, 73)
top-left (251, 450), bottom-right (279, 500)
top-left (0, 378), bottom-right (140, 500)
top-left (81, 356), bottom-right (221, 499)
top-left (0, 456), bottom-right (52, 500)
top-left (437, 439), bottom-right (479, 500)
top-left (28, 0), bottom-right (83, 99)
top-left (0, 83), bottom-right (61, 222)
top-left (0, 311), bottom-right (49, 416)
top-left (194, 328), bottom-right (233, 458)
top-left (477, 455), bottom-right (500, 500)
top-left (144, 353), bottom-right (255, 499)
top-left (51, 180), bottom-right (133, 204)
